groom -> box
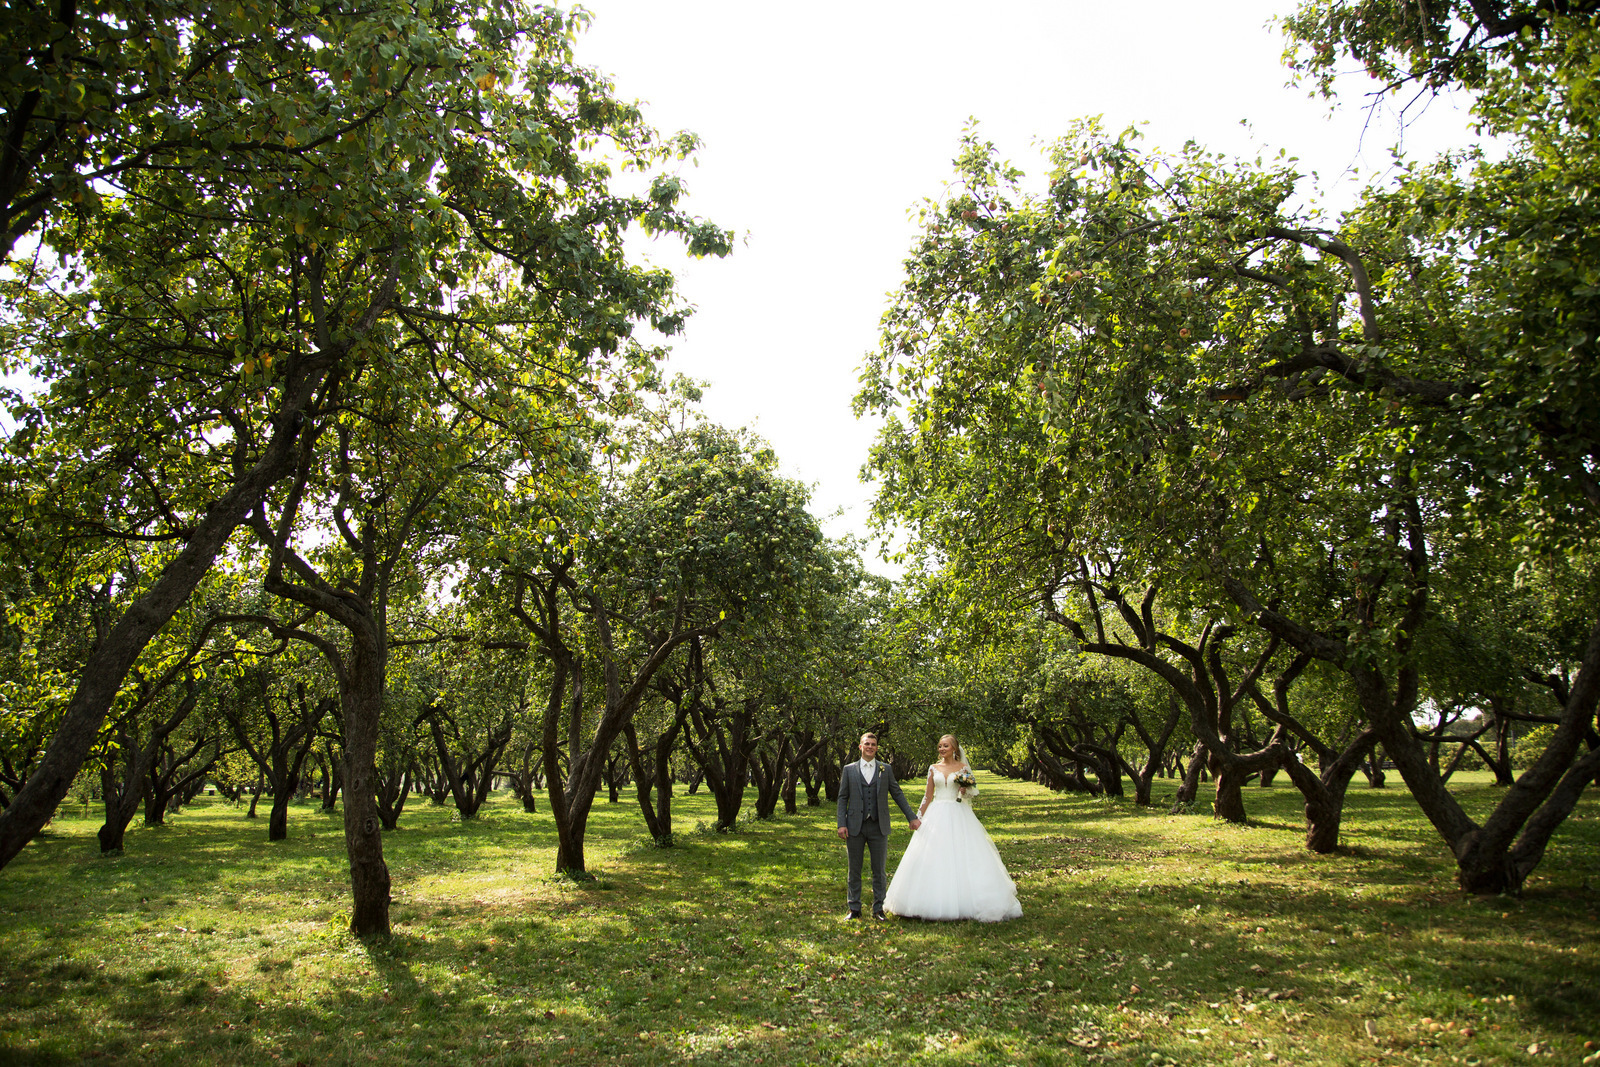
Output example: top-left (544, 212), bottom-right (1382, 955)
top-left (836, 732), bottom-right (921, 920)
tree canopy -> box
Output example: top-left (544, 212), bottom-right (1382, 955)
top-left (858, 0), bottom-right (1600, 889)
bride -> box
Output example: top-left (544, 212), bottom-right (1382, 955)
top-left (884, 734), bottom-right (1022, 922)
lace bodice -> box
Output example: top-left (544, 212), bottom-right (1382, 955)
top-left (927, 766), bottom-right (967, 803)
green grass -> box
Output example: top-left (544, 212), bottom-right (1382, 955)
top-left (2, 771), bottom-right (1597, 1066)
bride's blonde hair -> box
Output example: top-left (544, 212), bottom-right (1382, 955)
top-left (940, 734), bottom-right (959, 756)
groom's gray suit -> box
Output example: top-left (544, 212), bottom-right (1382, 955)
top-left (837, 759), bottom-right (919, 915)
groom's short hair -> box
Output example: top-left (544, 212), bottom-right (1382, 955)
top-left (860, 732), bottom-right (877, 743)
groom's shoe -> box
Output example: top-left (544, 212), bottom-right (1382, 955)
top-left (873, 908), bottom-right (887, 921)
top-left (846, 909), bottom-right (862, 920)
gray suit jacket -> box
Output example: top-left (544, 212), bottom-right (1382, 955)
top-left (836, 760), bottom-right (918, 836)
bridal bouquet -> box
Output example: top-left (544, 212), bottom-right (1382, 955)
top-left (953, 769), bottom-right (977, 802)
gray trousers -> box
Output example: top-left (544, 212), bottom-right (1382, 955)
top-left (845, 818), bottom-right (888, 912)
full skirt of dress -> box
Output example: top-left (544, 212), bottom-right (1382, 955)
top-left (884, 798), bottom-right (1022, 922)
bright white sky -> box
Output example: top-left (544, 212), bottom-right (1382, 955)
top-left (573, 0), bottom-right (1484, 567)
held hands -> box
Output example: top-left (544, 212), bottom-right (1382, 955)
top-left (837, 820), bottom-right (922, 835)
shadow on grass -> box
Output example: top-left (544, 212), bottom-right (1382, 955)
top-left (3, 777), bottom-right (1597, 1066)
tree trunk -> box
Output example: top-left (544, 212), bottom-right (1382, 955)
top-left (689, 697), bottom-right (758, 831)
top-left (1235, 545), bottom-right (1600, 892)
top-left (1089, 746), bottom-right (1125, 798)
top-left (225, 679), bottom-right (325, 842)
top-left (96, 815), bottom-right (130, 853)
top-left (267, 785), bottom-right (293, 842)
top-left (625, 694), bottom-right (691, 846)
top-left (1275, 730), bottom-right (1378, 853)
top-left (1170, 741), bottom-right (1207, 810)
top-left (800, 752), bottom-right (824, 806)
top-left (426, 756), bottom-right (449, 804)
top-left (143, 735), bottom-right (218, 827)
top-left (604, 749), bottom-right (626, 804)
top-left (1126, 753), bottom-right (1156, 806)
top-left (1363, 748), bottom-right (1388, 787)
top-left (541, 650), bottom-right (584, 876)
top-left (421, 707), bottom-right (511, 820)
top-left (98, 749), bottom-right (147, 854)
top-left (623, 720), bottom-right (666, 843)
top-left (1493, 713), bottom-right (1514, 785)
top-left (1257, 725), bottom-right (1290, 786)
top-left (506, 567), bottom-right (715, 877)
top-left (342, 640), bottom-right (391, 936)
top-left (751, 738), bottom-right (786, 820)
top-left (504, 740), bottom-right (542, 814)
top-left (820, 750), bottom-right (841, 802)
top-left (373, 759), bottom-right (412, 831)
top-left (414, 751), bottom-right (450, 804)
top-left (0, 373), bottom-right (324, 872)
top-left (1034, 727), bottom-right (1106, 795)
top-left (1211, 757), bottom-right (1249, 823)
top-left (1305, 758), bottom-right (1366, 853)
top-left (142, 779), bottom-right (169, 826)
top-left (1127, 695), bottom-right (1183, 807)
top-left (319, 754), bottom-right (341, 812)
top-left (782, 755), bottom-right (801, 815)
top-left (1483, 699), bottom-right (1517, 786)
top-left (99, 681), bottom-right (207, 851)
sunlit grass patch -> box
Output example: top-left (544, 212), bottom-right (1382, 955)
top-left (1, 772), bottom-right (1597, 1065)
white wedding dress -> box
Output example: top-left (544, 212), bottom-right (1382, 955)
top-left (884, 767), bottom-right (1022, 922)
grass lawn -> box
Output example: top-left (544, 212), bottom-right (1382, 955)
top-left (1, 771), bottom-right (1597, 1066)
